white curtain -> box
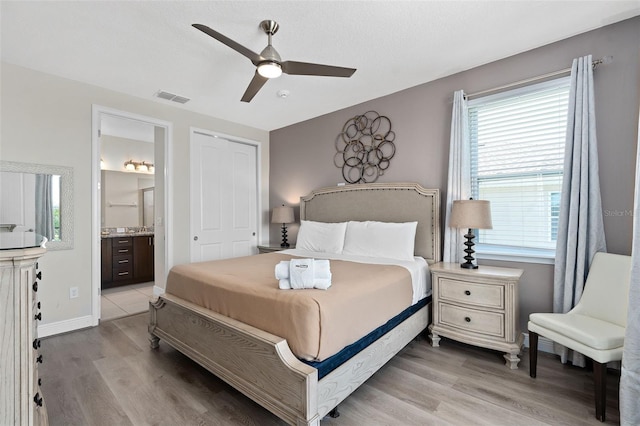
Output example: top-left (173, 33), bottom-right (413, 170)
top-left (553, 55), bottom-right (607, 366)
top-left (620, 111), bottom-right (640, 425)
top-left (443, 90), bottom-right (471, 263)
top-left (35, 173), bottom-right (54, 240)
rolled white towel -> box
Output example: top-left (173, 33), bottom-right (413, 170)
top-left (279, 278), bottom-right (291, 290)
top-left (275, 261), bottom-right (290, 280)
top-left (312, 259), bottom-right (332, 289)
top-left (290, 258), bottom-right (315, 289)
top-left (314, 276), bottom-right (332, 290)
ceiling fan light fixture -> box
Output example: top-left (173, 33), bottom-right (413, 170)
top-left (257, 61), bottom-right (282, 79)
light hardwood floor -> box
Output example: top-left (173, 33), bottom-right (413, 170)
top-left (40, 313), bottom-right (620, 425)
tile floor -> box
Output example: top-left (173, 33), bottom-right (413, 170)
top-left (101, 282), bottom-right (154, 321)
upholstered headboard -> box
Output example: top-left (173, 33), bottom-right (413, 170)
top-left (300, 182), bottom-right (441, 264)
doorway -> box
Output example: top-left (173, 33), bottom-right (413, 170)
top-left (91, 106), bottom-right (173, 324)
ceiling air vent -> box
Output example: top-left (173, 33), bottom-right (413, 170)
top-left (154, 90), bottom-right (190, 104)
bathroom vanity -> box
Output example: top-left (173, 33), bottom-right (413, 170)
top-left (101, 232), bottom-right (154, 288)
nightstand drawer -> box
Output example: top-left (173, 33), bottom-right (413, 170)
top-left (439, 303), bottom-right (505, 338)
top-left (439, 278), bottom-right (504, 309)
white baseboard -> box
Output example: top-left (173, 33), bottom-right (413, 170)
top-left (153, 285), bottom-right (165, 296)
top-left (523, 332), bottom-right (555, 353)
top-left (38, 314), bottom-right (95, 338)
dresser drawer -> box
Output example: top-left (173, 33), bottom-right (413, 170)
top-left (113, 254), bottom-right (132, 267)
top-left (111, 237), bottom-right (133, 248)
top-left (438, 278), bottom-right (504, 309)
top-left (112, 246), bottom-right (132, 255)
top-left (439, 303), bottom-right (505, 338)
top-left (112, 262), bottom-right (133, 281)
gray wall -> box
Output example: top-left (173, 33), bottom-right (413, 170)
top-left (269, 17), bottom-right (640, 330)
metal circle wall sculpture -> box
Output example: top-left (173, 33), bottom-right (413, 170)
top-left (334, 111), bottom-right (396, 183)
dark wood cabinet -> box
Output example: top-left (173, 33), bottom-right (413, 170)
top-left (134, 235), bottom-right (154, 282)
top-left (101, 235), bottom-right (154, 288)
top-left (101, 238), bottom-right (112, 284)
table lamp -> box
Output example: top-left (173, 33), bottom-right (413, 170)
top-left (272, 205), bottom-right (294, 248)
top-left (449, 199), bottom-right (492, 269)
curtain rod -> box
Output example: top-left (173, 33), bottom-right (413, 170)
top-left (466, 56), bottom-right (613, 99)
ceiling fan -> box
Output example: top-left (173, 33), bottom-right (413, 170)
top-left (193, 20), bottom-right (357, 102)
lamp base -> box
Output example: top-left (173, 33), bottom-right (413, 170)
top-left (460, 262), bottom-right (478, 269)
top-left (280, 223), bottom-right (290, 248)
top-left (460, 229), bottom-right (478, 269)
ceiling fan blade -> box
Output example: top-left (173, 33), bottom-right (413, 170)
top-left (241, 71), bottom-right (269, 102)
top-left (281, 61), bottom-right (356, 78)
top-left (193, 24), bottom-right (262, 65)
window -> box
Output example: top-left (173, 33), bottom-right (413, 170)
top-left (468, 77), bottom-right (570, 258)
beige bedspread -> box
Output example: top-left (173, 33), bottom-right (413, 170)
top-left (165, 252), bottom-right (413, 361)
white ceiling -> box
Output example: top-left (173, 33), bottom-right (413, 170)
top-left (2, 1), bottom-right (639, 131)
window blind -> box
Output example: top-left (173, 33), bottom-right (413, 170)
top-left (468, 78), bottom-right (570, 252)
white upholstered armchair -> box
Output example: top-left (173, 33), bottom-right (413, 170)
top-left (528, 252), bottom-right (632, 422)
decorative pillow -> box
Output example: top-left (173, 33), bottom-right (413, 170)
top-left (295, 220), bottom-right (348, 254)
top-left (342, 221), bottom-right (418, 261)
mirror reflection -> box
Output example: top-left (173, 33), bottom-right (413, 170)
top-left (100, 170), bottom-right (154, 228)
top-left (0, 161), bottom-right (74, 250)
top-left (0, 171), bottom-right (61, 241)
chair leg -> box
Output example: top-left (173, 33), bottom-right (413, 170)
top-left (593, 360), bottom-right (607, 422)
top-left (529, 331), bottom-right (538, 378)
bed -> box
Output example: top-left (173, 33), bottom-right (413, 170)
top-left (148, 182), bottom-right (441, 425)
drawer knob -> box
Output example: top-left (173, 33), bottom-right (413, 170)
top-left (36, 354), bottom-right (43, 364)
top-left (32, 282), bottom-right (38, 292)
top-left (36, 271), bottom-right (42, 280)
top-left (465, 317), bottom-right (471, 323)
top-left (118, 271), bottom-right (129, 276)
top-left (118, 259), bottom-right (129, 264)
top-left (33, 338), bottom-right (41, 349)
top-left (464, 290), bottom-right (471, 296)
top-left (34, 312), bottom-right (42, 321)
top-left (33, 392), bottom-right (43, 407)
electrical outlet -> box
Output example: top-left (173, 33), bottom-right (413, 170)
top-left (69, 287), bottom-right (79, 299)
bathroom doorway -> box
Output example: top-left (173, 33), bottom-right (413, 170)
top-left (91, 106), bottom-right (173, 324)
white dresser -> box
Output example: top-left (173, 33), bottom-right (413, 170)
top-left (0, 233), bottom-right (48, 426)
top-left (428, 262), bottom-right (524, 369)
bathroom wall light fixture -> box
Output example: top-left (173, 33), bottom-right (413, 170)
top-left (124, 160), bottom-right (154, 173)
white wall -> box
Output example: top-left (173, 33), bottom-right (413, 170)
top-left (0, 62), bottom-right (269, 329)
top-left (100, 134), bottom-right (154, 173)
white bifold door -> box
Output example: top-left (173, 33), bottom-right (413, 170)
top-left (190, 131), bottom-right (258, 262)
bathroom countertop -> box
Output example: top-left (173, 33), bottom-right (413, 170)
top-left (101, 231), bottom-right (154, 239)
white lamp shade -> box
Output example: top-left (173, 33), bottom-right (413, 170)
top-left (272, 206), bottom-right (294, 224)
top-left (449, 200), bottom-right (493, 230)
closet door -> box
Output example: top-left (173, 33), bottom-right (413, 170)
top-left (190, 132), bottom-right (258, 262)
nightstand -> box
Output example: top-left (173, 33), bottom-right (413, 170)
top-left (428, 262), bottom-right (524, 369)
top-left (257, 245), bottom-right (293, 254)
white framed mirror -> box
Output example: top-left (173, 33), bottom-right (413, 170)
top-left (0, 161), bottom-right (74, 250)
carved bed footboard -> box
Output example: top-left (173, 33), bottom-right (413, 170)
top-left (149, 294), bottom-right (319, 425)
top-left (149, 294), bottom-right (430, 425)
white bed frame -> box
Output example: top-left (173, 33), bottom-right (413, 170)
top-left (149, 182), bottom-right (441, 425)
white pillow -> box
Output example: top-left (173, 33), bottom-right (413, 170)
top-left (295, 220), bottom-right (348, 254)
top-left (342, 221), bottom-right (418, 261)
